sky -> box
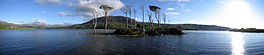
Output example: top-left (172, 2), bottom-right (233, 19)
top-left (0, 0), bottom-right (264, 29)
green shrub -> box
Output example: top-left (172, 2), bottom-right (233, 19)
top-left (114, 28), bottom-right (144, 35)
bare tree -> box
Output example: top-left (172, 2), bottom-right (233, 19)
top-left (147, 11), bottom-right (153, 29)
top-left (168, 19), bottom-right (170, 24)
top-left (92, 12), bottom-right (98, 33)
top-left (133, 9), bottom-right (137, 28)
top-left (120, 6), bottom-right (129, 28)
top-left (141, 4), bottom-right (145, 29)
top-left (127, 6), bottom-right (132, 27)
top-left (149, 5), bottom-right (161, 28)
top-left (100, 5), bottom-right (113, 33)
top-left (162, 13), bottom-right (166, 24)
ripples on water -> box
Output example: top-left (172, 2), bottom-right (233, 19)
top-left (0, 29), bottom-right (264, 55)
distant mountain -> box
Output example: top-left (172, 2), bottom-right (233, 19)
top-left (0, 21), bottom-right (9, 29)
top-left (230, 28), bottom-right (264, 33)
top-left (0, 21), bottom-right (21, 30)
top-left (68, 16), bottom-right (231, 30)
top-left (0, 20), bottom-right (17, 26)
top-left (0, 20), bottom-right (70, 29)
top-left (177, 24), bottom-right (230, 30)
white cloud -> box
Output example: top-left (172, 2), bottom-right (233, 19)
top-left (35, 0), bottom-right (64, 5)
top-left (184, 20), bottom-right (196, 24)
top-left (32, 18), bottom-right (46, 23)
top-left (30, 18), bottom-right (47, 26)
top-left (165, 12), bottom-right (180, 15)
top-left (157, 0), bottom-right (190, 2)
top-left (57, 12), bottom-right (73, 16)
top-left (70, 0), bottom-right (124, 18)
top-left (165, 12), bottom-right (180, 19)
top-left (166, 8), bottom-right (175, 11)
top-left (178, 0), bottom-right (190, 2)
top-left (184, 9), bottom-right (192, 12)
top-left (36, 0), bottom-right (125, 20)
top-left (134, 17), bottom-right (141, 21)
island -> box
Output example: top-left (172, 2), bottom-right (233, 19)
top-left (230, 28), bottom-right (264, 33)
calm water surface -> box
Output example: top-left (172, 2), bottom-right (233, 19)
top-left (0, 29), bottom-right (264, 55)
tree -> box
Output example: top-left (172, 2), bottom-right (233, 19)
top-left (133, 9), bottom-right (137, 28)
top-left (149, 5), bottom-right (161, 28)
top-left (100, 5), bottom-right (113, 33)
top-left (141, 4), bottom-right (145, 29)
top-left (127, 6), bottom-right (132, 27)
top-left (162, 13), bottom-right (166, 24)
top-left (92, 12), bottom-right (98, 33)
top-left (120, 6), bottom-right (130, 28)
top-left (147, 11), bottom-right (153, 29)
top-left (168, 19), bottom-right (170, 24)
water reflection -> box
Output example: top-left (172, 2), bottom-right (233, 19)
top-left (231, 32), bottom-right (245, 55)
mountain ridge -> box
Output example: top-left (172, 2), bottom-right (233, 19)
top-left (68, 16), bottom-right (231, 30)
top-left (0, 16), bottom-right (231, 30)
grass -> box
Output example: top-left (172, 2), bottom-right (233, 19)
top-left (0, 27), bottom-right (35, 30)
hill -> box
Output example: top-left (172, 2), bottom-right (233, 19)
top-left (0, 21), bottom-right (9, 30)
top-left (68, 16), bottom-right (231, 30)
top-left (0, 20), bottom-right (71, 29)
top-left (230, 28), bottom-right (264, 33)
top-left (0, 21), bottom-right (33, 30)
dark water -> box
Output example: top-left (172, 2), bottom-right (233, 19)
top-left (0, 29), bottom-right (264, 55)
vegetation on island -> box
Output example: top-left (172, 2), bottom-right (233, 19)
top-left (67, 16), bottom-right (231, 30)
top-left (230, 28), bottom-right (264, 33)
top-left (77, 5), bottom-right (184, 35)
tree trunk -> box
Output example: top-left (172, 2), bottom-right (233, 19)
top-left (104, 11), bottom-right (108, 33)
top-left (126, 13), bottom-right (128, 28)
top-left (155, 12), bottom-right (158, 28)
top-left (155, 11), bottom-right (160, 28)
top-left (93, 18), bottom-right (97, 33)
top-left (149, 15), bottom-right (153, 30)
top-left (134, 11), bottom-right (137, 28)
top-left (129, 11), bottom-right (132, 27)
top-left (163, 14), bottom-right (166, 24)
top-left (149, 16), bottom-right (151, 28)
top-left (142, 6), bottom-right (145, 30)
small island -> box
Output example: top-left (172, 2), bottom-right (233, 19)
top-left (230, 28), bottom-right (264, 33)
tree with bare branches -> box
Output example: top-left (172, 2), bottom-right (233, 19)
top-left (127, 6), bottom-right (132, 27)
top-left (147, 11), bottom-right (153, 29)
top-left (141, 5), bottom-right (145, 29)
top-left (162, 13), bottom-right (166, 24)
top-left (92, 12), bottom-right (99, 33)
top-left (149, 5), bottom-right (161, 28)
top-left (133, 9), bottom-right (137, 28)
top-left (120, 6), bottom-right (129, 28)
top-left (100, 5), bottom-right (113, 33)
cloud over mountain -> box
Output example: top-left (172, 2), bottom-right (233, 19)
top-left (57, 12), bottom-right (73, 16)
top-left (29, 18), bottom-right (47, 26)
top-left (36, 0), bottom-right (124, 20)
top-left (35, 0), bottom-right (65, 5)
top-left (70, 0), bottom-right (124, 18)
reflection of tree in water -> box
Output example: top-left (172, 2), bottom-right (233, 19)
top-left (61, 35), bottom-right (124, 55)
top-left (177, 36), bottom-right (183, 55)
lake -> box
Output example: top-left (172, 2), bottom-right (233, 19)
top-left (0, 29), bottom-right (264, 55)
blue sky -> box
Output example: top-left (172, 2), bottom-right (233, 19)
top-left (0, 0), bottom-right (264, 28)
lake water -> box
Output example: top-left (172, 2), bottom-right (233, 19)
top-left (0, 29), bottom-right (264, 55)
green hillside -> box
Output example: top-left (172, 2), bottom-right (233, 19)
top-left (0, 23), bottom-right (9, 30)
top-left (0, 21), bottom-right (34, 30)
top-left (68, 16), bottom-right (231, 30)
